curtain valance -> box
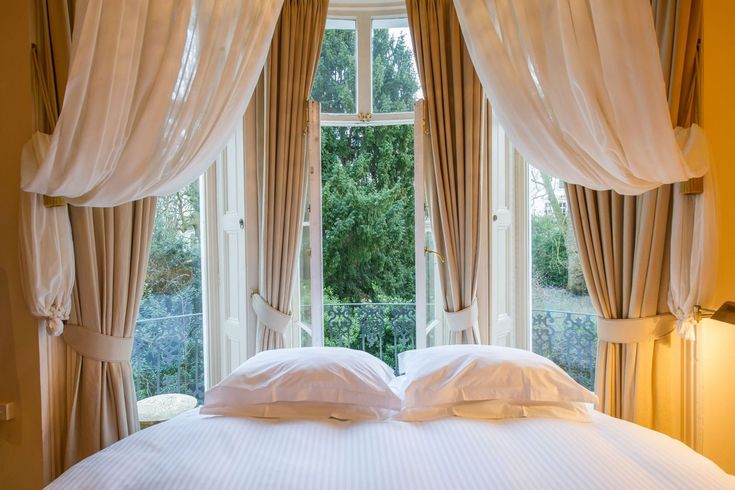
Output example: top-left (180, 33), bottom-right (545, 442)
top-left (22, 0), bottom-right (283, 205)
top-left (452, 0), bottom-right (708, 195)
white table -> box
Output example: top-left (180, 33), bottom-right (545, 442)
top-left (137, 393), bottom-right (198, 429)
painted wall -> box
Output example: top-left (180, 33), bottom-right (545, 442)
top-left (0, 0), bottom-right (45, 488)
top-left (702, 0), bottom-right (735, 475)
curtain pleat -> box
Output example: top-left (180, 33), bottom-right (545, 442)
top-left (63, 198), bottom-right (156, 468)
top-left (566, 185), bottom-right (672, 426)
top-left (407, 0), bottom-right (485, 344)
top-left (257, 0), bottom-right (327, 351)
top-left (566, 0), bottom-right (701, 427)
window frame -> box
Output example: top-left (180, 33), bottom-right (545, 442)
top-left (320, 2), bottom-right (415, 126)
top-left (300, 2), bottom-right (435, 349)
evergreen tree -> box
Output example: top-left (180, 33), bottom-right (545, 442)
top-left (312, 28), bottom-right (420, 303)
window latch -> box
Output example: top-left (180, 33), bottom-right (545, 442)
top-left (424, 247), bottom-right (445, 264)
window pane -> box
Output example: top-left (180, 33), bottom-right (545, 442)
top-left (133, 181), bottom-right (204, 403)
top-left (372, 18), bottom-right (421, 113)
top-left (529, 167), bottom-right (597, 390)
top-left (311, 19), bottom-right (356, 114)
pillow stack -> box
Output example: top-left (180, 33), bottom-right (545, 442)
top-left (200, 345), bottom-right (598, 422)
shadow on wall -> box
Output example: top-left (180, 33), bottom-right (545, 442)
top-left (0, 268), bottom-right (21, 446)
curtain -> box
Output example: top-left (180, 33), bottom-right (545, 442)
top-left (63, 198), bottom-right (156, 467)
top-left (565, 0), bottom-right (703, 426)
top-left (254, 0), bottom-right (328, 351)
top-left (566, 186), bottom-right (672, 426)
top-left (407, 0), bottom-right (485, 344)
top-left (20, 0), bottom-right (74, 336)
top-left (451, 0), bottom-right (708, 193)
top-left (19, 0), bottom-right (283, 334)
top-left (657, 0), bottom-right (714, 341)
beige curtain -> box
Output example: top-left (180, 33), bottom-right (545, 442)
top-left (255, 0), bottom-right (328, 351)
top-left (566, 186), bottom-right (673, 426)
top-left (566, 0), bottom-right (702, 427)
top-left (407, 0), bottom-right (485, 344)
top-left (63, 199), bottom-right (156, 467)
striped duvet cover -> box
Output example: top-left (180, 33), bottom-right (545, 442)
top-left (49, 409), bottom-right (735, 489)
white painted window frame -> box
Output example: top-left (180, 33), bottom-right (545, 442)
top-left (302, 2), bottom-right (444, 347)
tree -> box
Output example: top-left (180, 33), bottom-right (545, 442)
top-left (311, 29), bottom-right (356, 113)
top-left (312, 28), bottom-right (420, 303)
top-left (530, 168), bottom-right (587, 295)
top-left (134, 181), bottom-right (204, 401)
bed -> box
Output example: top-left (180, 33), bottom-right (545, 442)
top-left (49, 408), bottom-right (734, 489)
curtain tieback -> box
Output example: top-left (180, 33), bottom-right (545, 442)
top-left (445, 300), bottom-right (478, 332)
top-left (62, 324), bottom-right (133, 362)
top-left (597, 314), bottom-right (675, 344)
top-left (251, 293), bottom-right (292, 334)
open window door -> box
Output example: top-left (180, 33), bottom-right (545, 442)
top-left (490, 115), bottom-right (529, 348)
top-left (415, 100), bottom-right (446, 348)
top-left (203, 120), bottom-right (247, 385)
top-left (293, 100), bottom-right (324, 347)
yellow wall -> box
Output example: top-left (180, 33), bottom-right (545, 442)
top-left (0, 0), bottom-right (45, 488)
top-left (702, 0), bottom-right (735, 475)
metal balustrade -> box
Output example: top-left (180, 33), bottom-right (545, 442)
top-left (531, 309), bottom-right (597, 390)
top-left (320, 302), bottom-right (417, 372)
top-left (132, 313), bottom-right (204, 403)
top-left (131, 307), bottom-right (598, 402)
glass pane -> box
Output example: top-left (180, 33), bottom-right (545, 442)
top-left (299, 220), bottom-right (312, 328)
top-left (300, 326), bottom-right (313, 348)
top-left (425, 221), bottom-right (436, 325)
top-left (372, 18), bottom-right (421, 113)
top-left (529, 166), bottom-right (597, 390)
top-left (321, 125), bottom-right (415, 371)
top-left (311, 19), bottom-right (357, 114)
top-left (133, 181), bottom-right (204, 403)
top-left (424, 206), bottom-right (447, 347)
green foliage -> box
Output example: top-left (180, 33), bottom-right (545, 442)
top-left (321, 125), bottom-right (416, 303)
top-left (141, 182), bottom-right (202, 319)
top-left (133, 181), bottom-right (204, 401)
top-left (531, 214), bottom-right (568, 289)
top-left (312, 26), bottom-right (420, 304)
top-left (311, 29), bottom-right (356, 113)
top-left (372, 29), bottom-right (420, 113)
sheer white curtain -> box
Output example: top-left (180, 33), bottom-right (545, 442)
top-left (452, 0), bottom-right (713, 333)
top-left (20, 0), bottom-right (283, 333)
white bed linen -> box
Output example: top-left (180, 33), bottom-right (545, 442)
top-left (49, 409), bottom-right (734, 489)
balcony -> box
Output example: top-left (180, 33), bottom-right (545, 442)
top-left (131, 306), bottom-right (598, 403)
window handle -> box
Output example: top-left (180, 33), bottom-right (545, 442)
top-left (424, 247), bottom-right (446, 264)
top-left (239, 218), bottom-right (244, 229)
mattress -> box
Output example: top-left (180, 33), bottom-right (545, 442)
top-left (49, 409), bottom-right (734, 489)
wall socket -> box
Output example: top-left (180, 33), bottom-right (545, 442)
top-left (0, 402), bottom-right (17, 421)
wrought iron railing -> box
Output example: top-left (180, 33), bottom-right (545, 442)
top-left (318, 303), bottom-right (417, 372)
top-left (132, 313), bottom-right (204, 403)
top-left (531, 309), bottom-right (597, 391)
top-left (130, 307), bottom-right (597, 402)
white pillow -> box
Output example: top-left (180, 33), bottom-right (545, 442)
top-left (201, 347), bottom-right (401, 419)
top-left (397, 345), bottom-right (598, 410)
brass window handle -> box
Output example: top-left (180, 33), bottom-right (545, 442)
top-left (424, 247), bottom-right (446, 264)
